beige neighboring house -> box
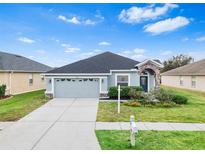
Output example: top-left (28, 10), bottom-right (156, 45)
top-left (0, 51), bottom-right (52, 95)
top-left (161, 59), bottom-right (205, 92)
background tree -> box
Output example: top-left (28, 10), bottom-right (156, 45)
top-left (161, 54), bottom-right (194, 73)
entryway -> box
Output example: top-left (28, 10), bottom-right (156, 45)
top-left (140, 76), bottom-right (148, 92)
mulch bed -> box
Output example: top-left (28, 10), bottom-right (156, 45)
top-left (0, 95), bottom-right (11, 100)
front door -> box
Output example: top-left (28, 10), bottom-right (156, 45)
top-left (140, 76), bottom-right (148, 92)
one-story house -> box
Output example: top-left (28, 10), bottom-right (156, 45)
top-left (0, 51), bottom-right (52, 95)
top-left (44, 52), bottom-right (163, 98)
top-left (161, 59), bottom-right (205, 92)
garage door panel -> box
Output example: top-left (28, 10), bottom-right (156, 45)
top-left (54, 78), bottom-right (99, 98)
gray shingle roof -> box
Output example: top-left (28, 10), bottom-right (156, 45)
top-left (161, 59), bottom-right (205, 76)
top-left (48, 52), bottom-right (139, 73)
top-left (0, 51), bottom-right (52, 72)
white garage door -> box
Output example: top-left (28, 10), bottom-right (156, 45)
top-left (54, 78), bottom-right (99, 98)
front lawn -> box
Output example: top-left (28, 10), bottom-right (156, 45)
top-left (96, 130), bottom-right (205, 150)
top-left (97, 86), bottom-right (205, 122)
top-left (0, 90), bottom-right (49, 121)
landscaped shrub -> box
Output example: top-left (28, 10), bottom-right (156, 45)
top-left (121, 86), bottom-right (130, 98)
top-left (141, 92), bottom-right (160, 105)
top-left (128, 88), bottom-right (142, 99)
top-left (152, 88), bottom-right (174, 102)
top-left (108, 87), bottom-right (118, 99)
top-left (108, 86), bottom-right (143, 99)
top-left (0, 84), bottom-right (6, 97)
top-left (131, 86), bottom-right (143, 92)
top-left (172, 95), bottom-right (188, 104)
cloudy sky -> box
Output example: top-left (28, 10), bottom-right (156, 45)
top-left (0, 3), bottom-right (205, 67)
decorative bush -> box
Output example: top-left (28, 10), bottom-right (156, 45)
top-left (121, 86), bottom-right (130, 98)
top-left (152, 88), bottom-right (174, 102)
top-left (131, 86), bottom-right (143, 92)
top-left (108, 87), bottom-right (118, 99)
top-left (128, 88), bottom-right (142, 99)
top-left (141, 92), bottom-right (160, 105)
top-left (172, 95), bottom-right (188, 104)
top-left (0, 84), bottom-right (6, 97)
top-left (108, 86), bottom-right (143, 99)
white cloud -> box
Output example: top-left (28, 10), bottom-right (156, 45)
top-left (84, 19), bottom-right (96, 25)
top-left (133, 48), bottom-right (146, 54)
top-left (144, 16), bottom-right (190, 35)
top-left (98, 41), bottom-right (111, 46)
top-left (18, 37), bottom-right (35, 44)
top-left (58, 13), bottom-right (103, 26)
top-left (61, 43), bottom-right (70, 47)
top-left (67, 17), bottom-right (81, 24)
top-left (58, 15), bottom-right (67, 22)
top-left (161, 50), bottom-right (173, 56)
top-left (58, 15), bottom-right (81, 24)
top-left (64, 47), bottom-right (80, 53)
top-left (196, 36), bottom-right (205, 42)
top-left (119, 3), bottom-right (178, 24)
top-left (61, 43), bottom-right (80, 53)
top-left (120, 48), bottom-right (147, 61)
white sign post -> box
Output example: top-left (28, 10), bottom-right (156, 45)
top-left (118, 85), bottom-right (120, 114)
top-left (130, 115), bottom-right (138, 147)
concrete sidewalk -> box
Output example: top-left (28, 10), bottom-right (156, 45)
top-left (96, 122), bottom-right (205, 131)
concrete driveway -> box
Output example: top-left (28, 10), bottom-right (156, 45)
top-left (0, 98), bottom-right (100, 150)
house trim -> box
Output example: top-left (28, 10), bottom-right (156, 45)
top-left (114, 73), bottom-right (130, 86)
top-left (136, 59), bottom-right (163, 68)
top-left (43, 69), bottom-right (139, 77)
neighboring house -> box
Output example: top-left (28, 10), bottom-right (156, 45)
top-left (161, 59), bottom-right (205, 92)
top-left (44, 52), bottom-right (163, 98)
top-left (0, 51), bottom-right (52, 95)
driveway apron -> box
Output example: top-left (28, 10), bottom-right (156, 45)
top-left (0, 98), bottom-right (100, 150)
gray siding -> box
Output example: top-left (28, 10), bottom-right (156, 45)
top-left (101, 77), bottom-right (108, 92)
top-left (108, 71), bottom-right (140, 88)
top-left (46, 78), bottom-right (52, 92)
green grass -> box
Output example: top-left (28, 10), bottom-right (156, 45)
top-left (96, 130), bottom-right (205, 150)
top-left (0, 90), bottom-right (49, 121)
top-left (97, 86), bottom-right (205, 122)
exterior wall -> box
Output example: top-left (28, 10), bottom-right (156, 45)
top-left (45, 71), bottom-right (157, 98)
top-left (0, 72), bottom-right (46, 95)
top-left (46, 78), bottom-right (52, 92)
top-left (108, 71), bottom-right (140, 88)
top-left (161, 75), bottom-right (205, 92)
top-left (0, 72), bottom-right (10, 95)
top-left (100, 77), bottom-right (108, 93)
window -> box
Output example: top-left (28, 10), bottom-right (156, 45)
top-left (116, 75), bottom-right (129, 86)
top-left (179, 76), bottom-right (183, 86)
top-left (29, 74), bottom-right (33, 86)
top-left (191, 76), bottom-right (196, 88)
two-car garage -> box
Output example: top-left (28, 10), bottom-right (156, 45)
top-left (54, 78), bottom-right (100, 98)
